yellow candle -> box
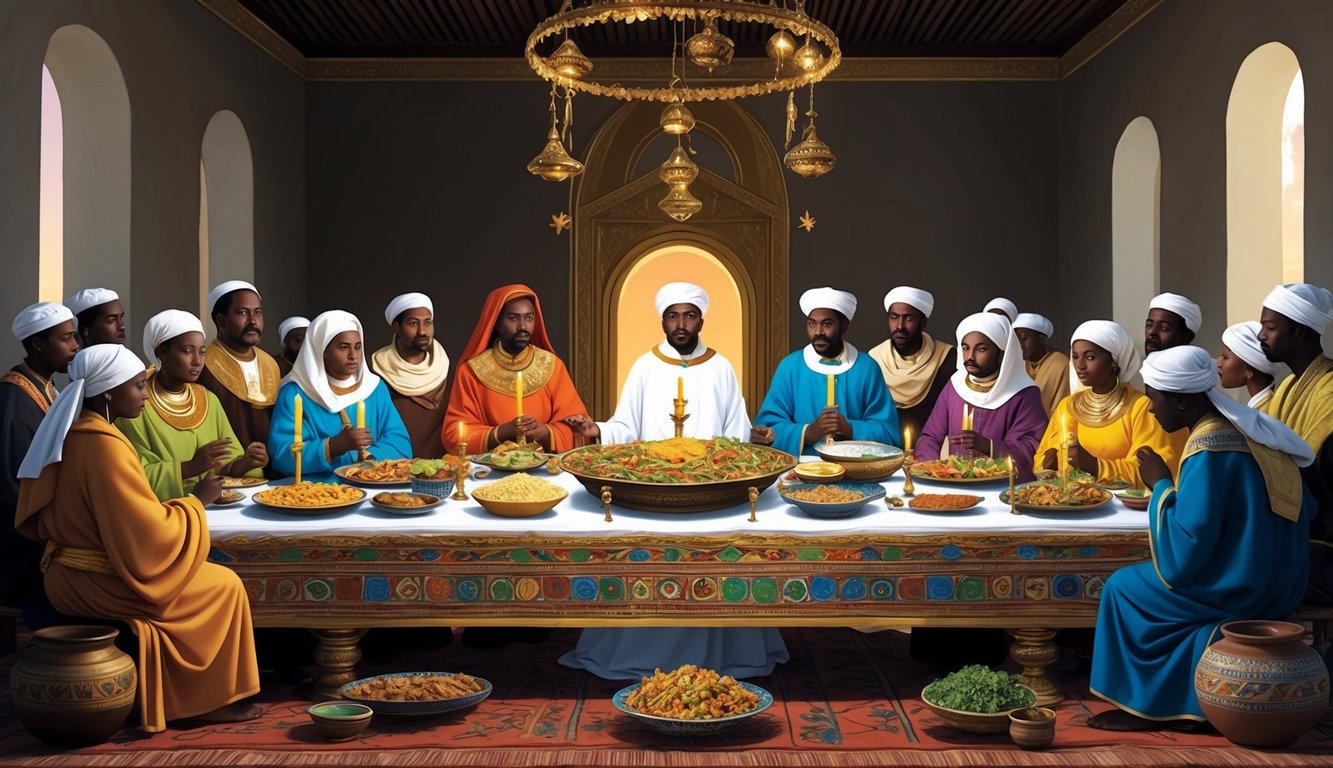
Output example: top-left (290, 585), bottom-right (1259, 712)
top-left (903, 426), bottom-right (913, 452)
top-left (457, 422), bottom-right (466, 451)
top-left (515, 371), bottom-right (524, 418)
top-left (356, 400), bottom-right (365, 429)
top-left (677, 376), bottom-right (684, 401)
top-left (826, 374), bottom-right (835, 407)
top-left (961, 404), bottom-right (973, 431)
top-left (293, 394), bottom-right (303, 443)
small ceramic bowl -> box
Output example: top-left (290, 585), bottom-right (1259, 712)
top-left (1009, 706), bottom-right (1056, 749)
top-left (308, 701), bottom-right (373, 742)
top-left (794, 461), bottom-right (846, 483)
top-left (1117, 490), bottom-right (1151, 511)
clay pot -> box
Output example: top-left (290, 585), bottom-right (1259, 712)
top-left (1009, 706), bottom-right (1056, 749)
top-left (1194, 619), bottom-right (1329, 747)
top-left (9, 625), bottom-right (138, 746)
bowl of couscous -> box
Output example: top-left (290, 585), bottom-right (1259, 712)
top-left (470, 472), bottom-right (567, 517)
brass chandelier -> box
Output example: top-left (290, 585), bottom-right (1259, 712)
top-left (525, 0), bottom-right (842, 222)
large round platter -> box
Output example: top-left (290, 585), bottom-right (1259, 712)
top-left (471, 450), bottom-right (548, 471)
top-left (339, 672), bottom-right (491, 716)
top-left (1000, 481), bottom-right (1112, 513)
top-left (909, 459), bottom-right (1009, 484)
top-left (251, 486), bottom-right (366, 515)
top-left (559, 443), bottom-right (796, 513)
top-left (779, 482), bottom-right (886, 519)
top-left (333, 461), bottom-right (412, 488)
top-left (219, 475), bottom-right (267, 489)
top-left (612, 681), bottom-right (772, 736)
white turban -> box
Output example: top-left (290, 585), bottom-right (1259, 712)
top-left (883, 286), bottom-right (934, 317)
top-left (206, 280), bottom-right (260, 316)
top-left (1262, 283), bottom-right (1333, 335)
top-left (18, 345), bottom-right (145, 479)
top-left (64, 288), bottom-right (119, 317)
top-left (1069, 320), bottom-right (1140, 390)
top-left (1141, 346), bottom-right (1312, 470)
top-left (286, 309), bottom-right (381, 413)
top-left (12, 302), bottom-right (74, 342)
top-left (952, 312), bottom-right (1034, 408)
top-left (278, 316), bottom-right (310, 341)
top-left (799, 287), bottom-right (857, 321)
top-left (1013, 312), bottom-right (1053, 338)
top-left (655, 282), bottom-right (710, 317)
top-left (141, 309), bottom-right (205, 362)
top-left (384, 293), bottom-right (433, 326)
top-left (984, 297), bottom-right (1018, 322)
top-left (1222, 321), bottom-right (1280, 377)
top-left (1148, 292), bottom-right (1202, 333)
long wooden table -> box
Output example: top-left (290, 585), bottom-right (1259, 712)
top-left (207, 468), bottom-right (1151, 703)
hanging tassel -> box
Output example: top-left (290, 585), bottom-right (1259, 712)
top-left (785, 91), bottom-right (797, 149)
top-left (562, 88), bottom-right (575, 151)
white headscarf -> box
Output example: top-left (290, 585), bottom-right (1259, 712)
top-left (1069, 320), bottom-right (1140, 391)
top-left (1141, 346), bottom-right (1312, 468)
top-left (18, 345), bottom-right (145, 479)
top-left (285, 310), bottom-right (381, 413)
top-left (384, 293), bottom-right (433, 326)
top-left (1222, 321), bottom-right (1280, 377)
top-left (64, 288), bottom-right (119, 317)
top-left (984, 297), bottom-right (1018, 322)
top-left (951, 312), bottom-right (1035, 408)
top-left (883, 286), bottom-right (934, 317)
top-left (799, 287), bottom-right (857, 321)
top-left (278, 316), bottom-right (310, 341)
top-left (655, 282), bottom-right (710, 317)
top-left (1013, 312), bottom-right (1053, 338)
top-left (206, 280), bottom-right (260, 316)
top-left (1262, 283), bottom-right (1333, 334)
top-left (1149, 292), bottom-right (1202, 333)
top-left (12, 302), bottom-right (74, 342)
top-left (141, 310), bottom-right (204, 362)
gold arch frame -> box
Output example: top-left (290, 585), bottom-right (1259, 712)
top-left (569, 100), bottom-right (790, 418)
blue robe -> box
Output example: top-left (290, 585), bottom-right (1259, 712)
top-left (1091, 425), bottom-right (1314, 720)
top-left (268, 380), bottom-right (412, 476)
top-left (755, 346), bottom-right (901, 456)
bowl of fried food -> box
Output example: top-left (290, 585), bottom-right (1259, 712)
top-left (307, 701), bottom-right (373, 741)
top-left (252, 482), bottom-right (366, 515)
top-left (613, 664), bottom-right (772, 736)
top-left (907, 493), bottom-right (984, 512)
top-left (339, 672), bottom-right (491, 716)
top-left (470, 473), bottom-right (567, 517)
top-left (370, 491), bottom-right (443, 515)
top-left (334, 458), bottom-right (414, 487)
top-left (778, 482), bottom-right (886, 519)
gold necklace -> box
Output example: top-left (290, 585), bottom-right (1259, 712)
top-left (147, 375), bottom-right (207, 430)
top-left (964, 374), bottom-right (998, 393)
top-left (1070, 382), bottom-right (1129, 426)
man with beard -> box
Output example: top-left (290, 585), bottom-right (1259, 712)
top-left (274, 316), bottom-right (308, 377)
top-left (1013, 312), bottom-right (1069, 417)
top-left (753, 287), bottom-right (899, 456)
top-left (3, 302), bottom-right (80, 630)
top-left (1259, 282), bottom-right (1333, 606)
top-left (371, 293), bottom-right (449, 458)
top-left (197, 280), bottom-right (282, 453)
top-left (443, 284), bottom-right (591, 453)
top-left (868, 286), bottom-right (954, 443)
top-left (65, 287), bottom-right (126, 346)
top-left (1144, 292), bottom-right (1201, 355)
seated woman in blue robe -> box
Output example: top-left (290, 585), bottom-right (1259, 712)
top-left (1089, 346), bottom-right (1315, 731)
top-left (269, 310), bottom-right (411, 475)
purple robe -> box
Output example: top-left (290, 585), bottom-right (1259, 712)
top-left (916, 383), bottom-right (1048, 482)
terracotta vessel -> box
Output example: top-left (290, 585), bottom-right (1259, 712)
top-left (1009, 706), bottom-right (1056, 749)
top-left (9, 625), bottom-right (137, 746)
top-left (1194, 619), bottom-right (1329, 747)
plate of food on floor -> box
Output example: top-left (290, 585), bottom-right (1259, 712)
top-left (612, 664), bottom-right (772, 736)
top-left (339, 671), bottom-right (492, 715)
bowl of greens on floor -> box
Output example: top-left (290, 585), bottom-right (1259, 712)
top-left (920, 664), bottom-right (1037, 733)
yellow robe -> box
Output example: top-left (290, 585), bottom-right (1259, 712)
top-left (1025, 350), bottom-right (1070, 418)
top-left (1034, 388), bottom-right (1184, 488)
top-left (16, 414), bottom-right (259, 732)
top-left (1265, 355), bottom-right (1333, 455)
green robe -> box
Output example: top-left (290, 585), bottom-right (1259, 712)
top-left (117, 386), bottom-right (261, 501)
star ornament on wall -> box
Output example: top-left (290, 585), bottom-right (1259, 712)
top-left (550, 212), bottom-right (572, 235)
top-left (798, 211), bottom-right (816, 232)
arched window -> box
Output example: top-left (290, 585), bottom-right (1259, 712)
top-left (43, 25), bottom-right (131, 316)
top-left (1111, 116), bottom-right (1160, 338)
top-left (200, 110), bottom-right (255, 320)
top-left (1227, 42), bottom-right (1302, 326)
top-left (39, 65), bottom-right (63, 302)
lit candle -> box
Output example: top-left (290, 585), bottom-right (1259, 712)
top-left (826, 374), bottom-right (835, 407)
top-left (356, 400), bottom-right (365, 430)
top-left (515, 371), bottom-right (524, 418)
top-left (293, 393), bottom-right (303, 443)
top-left (903, 426), bottom-right (913, 452)
top-left (961, 403), bottom-right (973, 431)
top-left (677, 376), bottom-right (684, 401)
top-left (457, 422), bottom-right (466, 452)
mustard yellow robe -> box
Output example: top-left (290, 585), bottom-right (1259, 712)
top-left (1025, 350), bottom-right (1070, 418)
top-left (16, 414), bottom-right (259, 732)
top-left (1033, 388), bottom-right (1184, 488)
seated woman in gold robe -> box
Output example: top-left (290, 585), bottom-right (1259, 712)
top-left (16, 345), bottom-right (260, 732)
top-left (1033, 320), bottom-right (1183, 487)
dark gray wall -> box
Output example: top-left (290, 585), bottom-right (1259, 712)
top-left (1059, 0), bottom-right (1333, 348)
top-left (0, 0), bottom-right (306, 358)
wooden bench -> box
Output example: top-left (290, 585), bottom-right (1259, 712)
top-left (1291, 605), bottom-right (1333, 646)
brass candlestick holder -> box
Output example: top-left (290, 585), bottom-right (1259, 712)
top-left (901, 450), bottom-right (915, 496)
top-left (601, 485), bottom-right (613, 523)
top-left (1008, 459), bottom-right (1018, 515)
top-left (671, 399), bottom-right (689, 438)
top-left (292, 441), bottom-right (304, 485)
top-left (747, 487), bottom-right (759, 523)
top-left (452, 440), bottom-right (470, 501)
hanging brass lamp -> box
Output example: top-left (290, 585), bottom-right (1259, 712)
top-left (784, 116), bottom-right (835, 178)
top-left (659, 100), bottom-right (696, 135)
top-left (685, 16), bottom-right (734, 72)
top-left (526, 86), bottom-right (583, 182)
top-left (659, 144), bottom-right (700, 187)
top-left (547, 38), bottom-right (593, 80)
top-left (659, 183), bottom-right (703, 222)
top-left (766, 29), bottom-right (797, 62)
top-left (793, 37), bottom-right (825, 73)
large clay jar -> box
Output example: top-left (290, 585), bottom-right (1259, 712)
top-left (1194, 619), bottom-right (1329, 747)
top-left (9, 625), bottom-right (138, 746)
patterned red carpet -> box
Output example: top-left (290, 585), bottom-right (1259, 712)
top-left (1, 628), bottom-right (1330, 767)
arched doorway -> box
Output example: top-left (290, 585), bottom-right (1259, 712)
top-left (570, 100), bottom-right (789, 418)
top-left (200, 109), bottom-right (255, 320)
top-left (1110, 116), bottom-right (1160, 339)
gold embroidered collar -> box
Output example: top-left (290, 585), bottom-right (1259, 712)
top-left (204, 339), bottom-right (280, 406)
top-left (652, 346), bottom-right (717, 368)
top-left (467, 342), bottom-right (556, 395)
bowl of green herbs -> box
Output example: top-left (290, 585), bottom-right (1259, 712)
top-left (920, 665), bottom-right (1037, 733)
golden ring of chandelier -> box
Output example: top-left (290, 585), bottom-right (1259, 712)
top-left (525, 1), bottom-right (841, 222)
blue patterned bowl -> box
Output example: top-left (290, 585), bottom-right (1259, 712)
top-left (410, 476), bottom-right (456, 498)
top-left (612, 681), bottom-right (773, 736)
top-left (778, 482), bottom-right (886, 519)
top-left (339, 672), bottom-right (491, 716)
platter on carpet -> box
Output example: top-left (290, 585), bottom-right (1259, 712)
top-left (612, 664), bottom-right (772, 736)
top-left (999, 479), bottom-right (1112, 513)
top-left (339, 671), bottom-right (492, 715)
top-left (559, 437), bottom-right (794, 513)
top-left (334, 458), bottom-right (415, 487)
top-left (910, 456), bottom-right (1008, 483)
top-left (920, 665), bottom-right (1037, 734)
top-left (251, 483), bottom-right (366, 514)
